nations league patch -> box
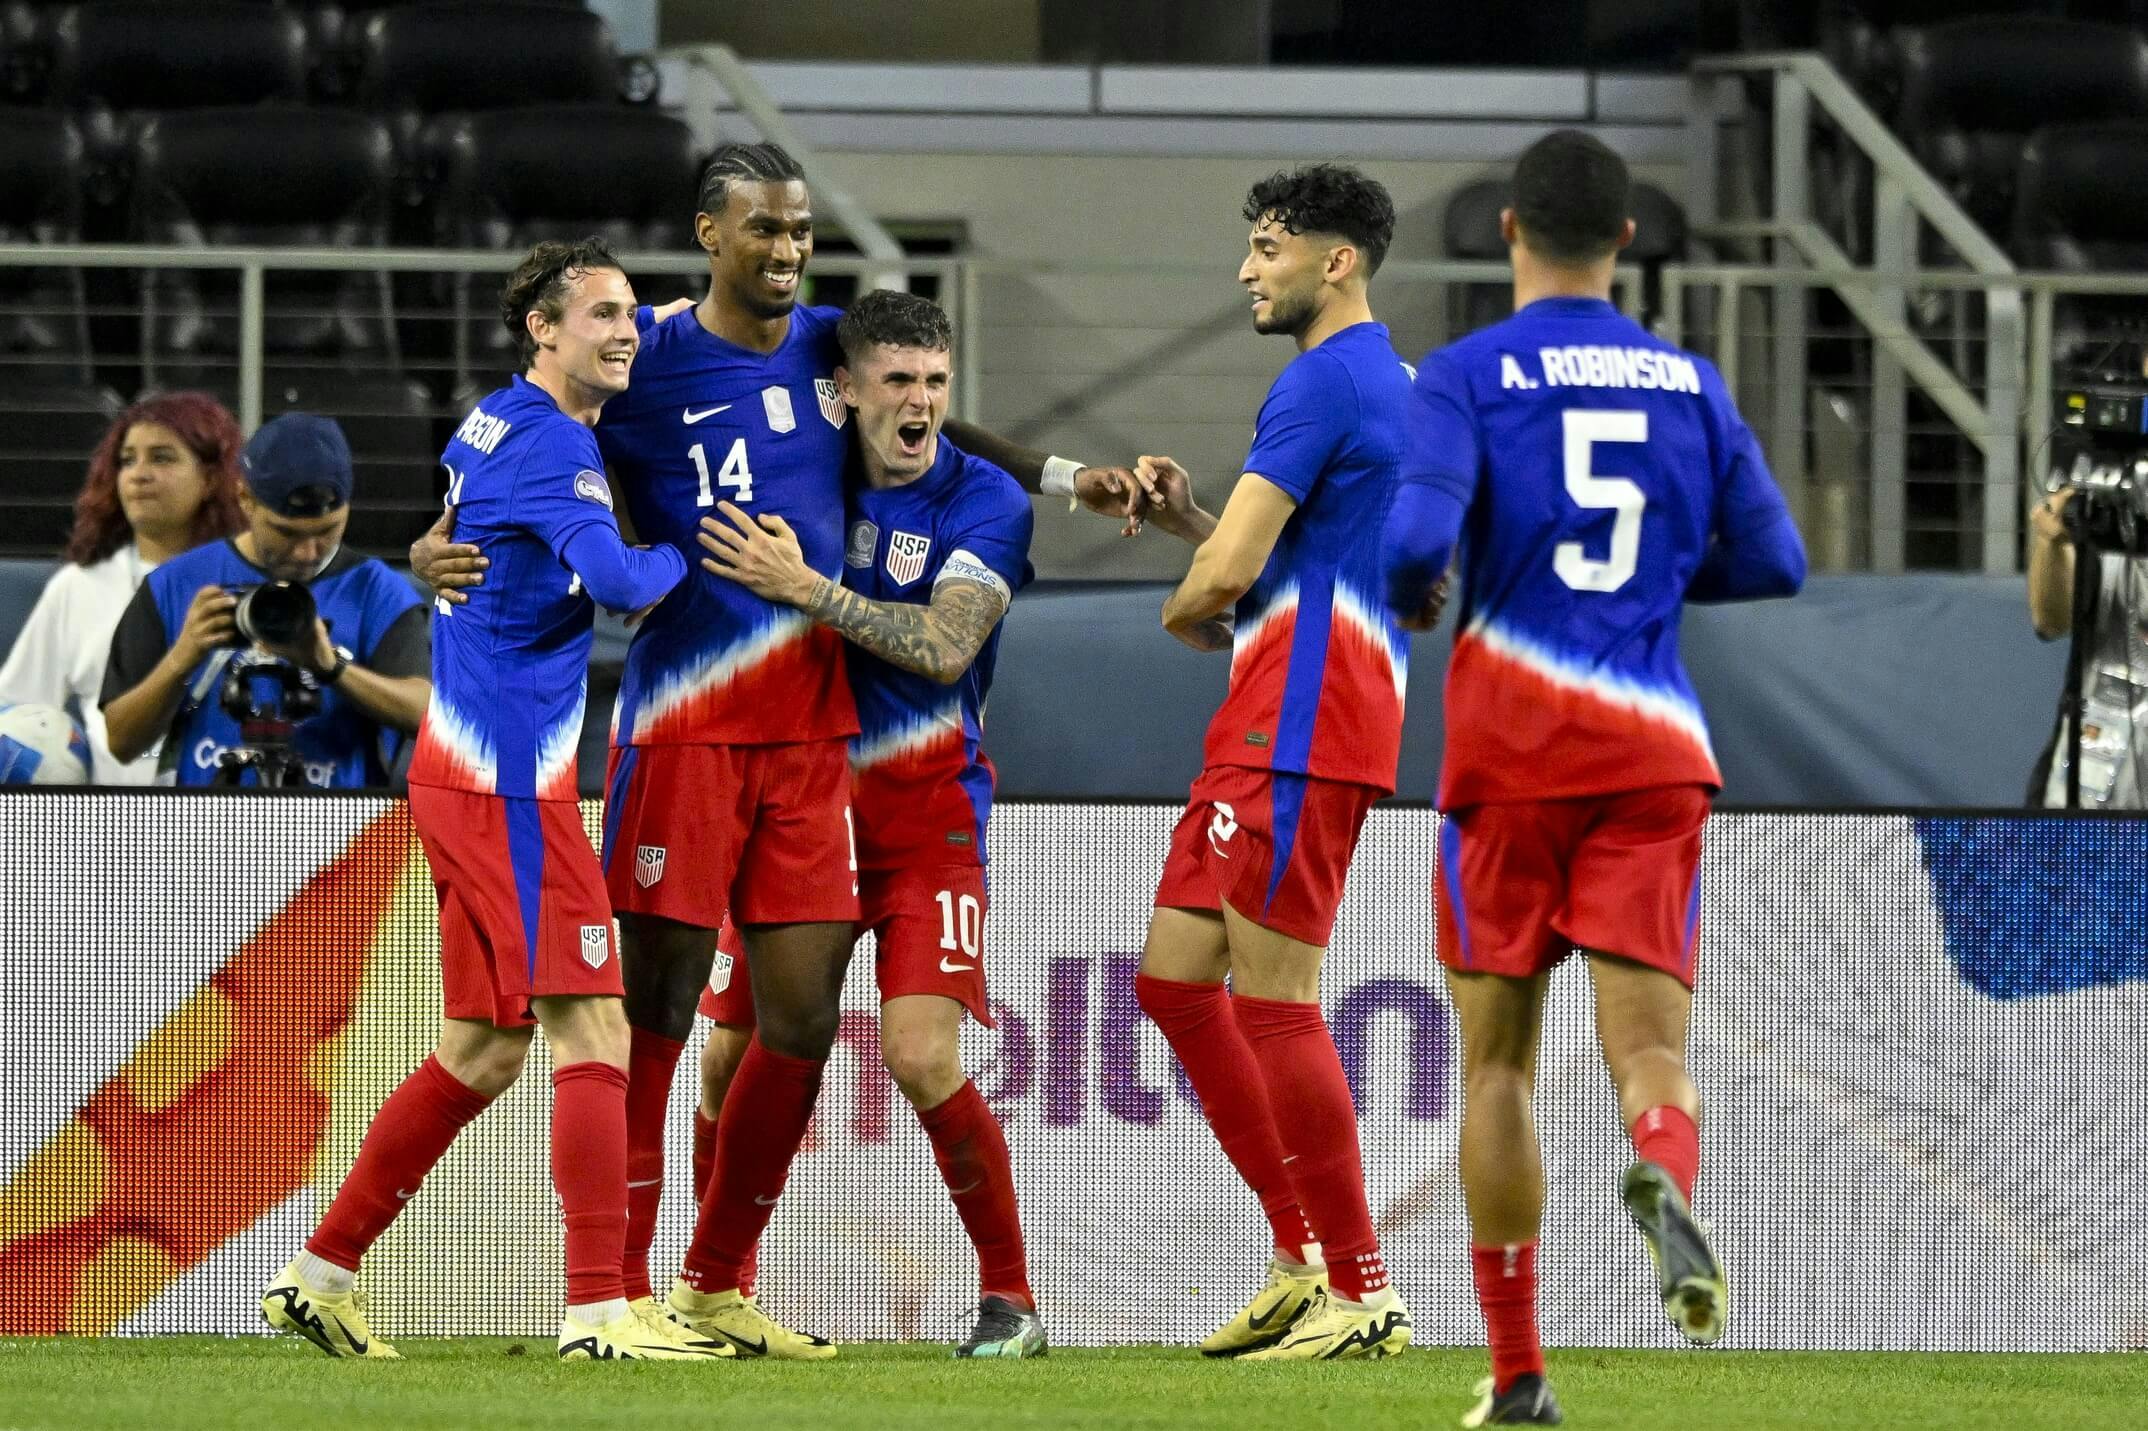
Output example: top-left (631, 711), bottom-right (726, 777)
top-left (846, 519), bottom-right (879, 569)
top-left (572, 469), bottom-right (614, 510)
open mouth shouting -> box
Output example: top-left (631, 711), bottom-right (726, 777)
top-left (895, 418), bottom-right (931, 460)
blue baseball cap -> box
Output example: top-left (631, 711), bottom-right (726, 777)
top-left (242, 414), bottom-right (353, 518)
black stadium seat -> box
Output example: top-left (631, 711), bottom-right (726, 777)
top-left (47, 1), bottom-right (309, 111)
top-left (355, 2), bottom-right (615, 114)
top-left (0, 107), bottom-right (92, 383)
top-left (1440, 176), bottom-right (1688, 334)
top-left (2013, 119), bottom-right (2148, 359)
top-left (425, 104), bottom-right (699, 384)
top-left (1895, 17), bottom-right (2148, 235)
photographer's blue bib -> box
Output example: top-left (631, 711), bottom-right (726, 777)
top-left (139, 540), bottom-right (425, 788)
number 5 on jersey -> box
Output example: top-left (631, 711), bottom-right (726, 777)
top-left (691, 437), bottom-right (754, 505)
top-left (1556, 409), bottom-right (1646, 593)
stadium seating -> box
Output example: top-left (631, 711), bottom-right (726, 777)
top-left (2013, 119), bottom-right (2148, 363)
top-left (0, 105), bottom-right (90, 380)
top-left (354, 2), bottom-right (616, 116)
top-left (1893, 16), bottom-right (2148, 235)
top-left (46, 1), bottom-right (310, 112)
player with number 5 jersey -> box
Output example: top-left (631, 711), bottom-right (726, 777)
top-left (1381, 130), bottom-right (1804, 1427)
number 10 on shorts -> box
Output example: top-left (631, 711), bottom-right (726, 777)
top-left (936, 888), bottom-right (981, 962)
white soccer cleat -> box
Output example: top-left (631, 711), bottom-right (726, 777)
top-left (1199, 1255), bottom-right (1328, 1357)
top-left (260, 1257), bottom-right (399, 1359)
top-left (666, 1283), bottom-right (837, 1360)
top-left (558, 1305), bottom-right (734, 1360)
top-left (1238, 1285), bottom-right (1412, 1361)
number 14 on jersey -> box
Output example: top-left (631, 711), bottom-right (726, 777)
top-left (691, 438), bottom-right (754, 505)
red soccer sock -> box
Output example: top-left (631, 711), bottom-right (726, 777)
top-left (1231, 993), bottom-right (1388, 1302)
top-left (918, 1080), bottom-right (1033, 1310)
top-left (552, 1061), bottom-right (630, 1307)
top-left (677, 1040), bottom-right (824, 1293)
top-left (1630, 1105), bottom-right (1701, 1203)
top-left (1134, 973), bottom-right (1316, 1262)
top-left (620, 1028), bottom-right (685, 1301)
top-left (306, 1054), bottom-right (492, 1271)
top-left (692, 1106), bottom-right (757, 1297)
top-left (1472, 1242), bottom-right (1545, 1393)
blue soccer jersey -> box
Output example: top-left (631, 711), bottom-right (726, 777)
top-left (595, 303), bottom-right (857, 746)
top-left (103, 542), bottom-right (426, 788)
top-left (412, 376), bottom-right (686, 800)
top-left (1203, 320), bottom-right (1414, 794)
top-left (843, 439), bottom-right (1034, 869)
top-left (1392, 295), bottom-right (1806, 808)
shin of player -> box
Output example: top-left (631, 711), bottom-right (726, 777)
top-left (1384, 132), bottom-right (1803, 1425)
top-left (264, 241), bottom-right (725, 1362)
top-left (1135, 165), bottom-right (1415, 1361)
top-left (694, 290), bottom-right (1043, 1358)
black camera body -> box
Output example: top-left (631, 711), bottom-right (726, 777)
top-left (2051, 370), bottom-right (2148, 556)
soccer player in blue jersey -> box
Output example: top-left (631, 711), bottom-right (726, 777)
top-left (1128, 165), bottom-right (1416, 1361)
top-left (1381, 131), bottom-right (1805, 1425)
top-left (692, 289), bottom-right (1043, 1358)
top-left (261, 239), bottom-right (722, 1362)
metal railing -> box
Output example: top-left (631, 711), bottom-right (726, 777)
top-left (0, 240), bottom-right (2130, 575)
top-left (1690, 51), bottom-right (2026, 575)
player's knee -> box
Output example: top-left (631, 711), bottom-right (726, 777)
top-left (881, 1028), bottom-right (961, 1107)
top-left (699, 1027), bottom-right (748, 1112)
top-left (757, 1004), bottom-right (842, 1061)
top-left (446, 1040), bottom-right (528, 1097)
top-left (1462, 1057), bottom-right (1533, 1111)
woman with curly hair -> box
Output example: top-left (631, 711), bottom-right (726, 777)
top-left (0, 392), bottom-right (245, 783)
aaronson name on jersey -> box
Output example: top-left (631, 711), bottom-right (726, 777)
top-left (1499, 346), bottom-right (1704, 393)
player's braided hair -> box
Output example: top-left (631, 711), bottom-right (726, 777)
top-left (697, 141), bottom-right (807, 217)
top-left (500, 236), bottom-right (623, 367)
top-left (837, 288), bottom-right (953, 362)
top-left (1242, 163), bottom-right (1396, 277)
top-left (1512, 129), bottom-right (1631, 263)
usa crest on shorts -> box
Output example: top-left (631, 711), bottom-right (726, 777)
top-left (886, 530), bottom-right (932, 586)
top-left (815, 378), bottom-right (847, 429)
top-left (634, 844), bottom-right (666, 888)
top-left (580, 924), bottom-right (610, 969)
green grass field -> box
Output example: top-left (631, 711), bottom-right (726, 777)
top-left (3, 1339), bottom-right (2141, 1430)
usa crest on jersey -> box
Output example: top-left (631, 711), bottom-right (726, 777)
top-left (580, 924), bottom-right (610, 969)
top-left (815, 378), bottom-right (848, 429)
top-left (634, 844), bottom-right (666, 888)
top-left (886, 530), bottom-right (932, 585)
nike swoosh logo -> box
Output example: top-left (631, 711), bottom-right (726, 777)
top-left (394, 1187), bottom-right (418, 1200)
top-left (1245, 1300), bottom-right (1290, 1331)
top-left (626, 1178), bottom-right (662, 1189)
top-left (682, 405), bottom-right (731, 424)
top-left (939, 958), bottom-right (977, 974)
top-left (729, 1334), bottom-right (768, 1356)
top-left (754, 1194), bottom-right (781, 1206)
top-left (948, 1178), bottom-right (982, 1195)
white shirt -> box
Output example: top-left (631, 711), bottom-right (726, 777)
top-left (0, 545), bottom-right (162, 785)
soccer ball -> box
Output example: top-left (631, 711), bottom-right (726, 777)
top-left (0, 702), bottom-right (92, 786)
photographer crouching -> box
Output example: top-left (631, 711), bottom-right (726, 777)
top-left (99, 413), bottom-right (431, 789)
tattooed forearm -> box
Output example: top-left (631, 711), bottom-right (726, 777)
top-left (802, 577), bottom-right (1008, 684)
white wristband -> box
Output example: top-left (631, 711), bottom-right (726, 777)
top-left (1041, 454), bottom-right (1085, 510)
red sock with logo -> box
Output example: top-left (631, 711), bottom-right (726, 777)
top-left (918, 1080), bottom-right (1033, 1310)
top-left (692, 1105), bottom-right (757, 1297)
top-left (551, 1061), bottom-right (631, 1306)
top-left (620, 1028), bottom-right (684, 1301)
top-left (1630, 1105), bottom-right (1700, 1203)
top-left (677, 1039), bottom-right (824, 1293)
top-left (1134, 973), bottom-right (1316, 1262)
top-left (1472, 1241), bottom-right (1545, 1393)
top-left (306, 1054), bottom-right (493, 1271)
top-left (1231, 993), bottom-right (1388, 1302)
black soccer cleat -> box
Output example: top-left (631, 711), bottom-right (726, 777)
top-left (1622, 1160), bottom-right (1728, 1344)
top-left (954, 1295), bottom-right (1048, 1359)
top-left (1461, 1372), bottom-right (1564, 1426)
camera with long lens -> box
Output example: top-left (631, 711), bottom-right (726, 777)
top-left (214, 581), bottom-right (324, 788)
top-left (2051, 368), bottom-right (2148, 555)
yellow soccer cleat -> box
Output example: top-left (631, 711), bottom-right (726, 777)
top-left (1199, 1256), bottom-right (1328, 1357)
top-left (629, 1296), bottom-right (738, 1357)
top-left (666, 1283), bottom-right (837, 1360)
top-left (558, 1305), bottom-right (735, 1360)
top-left (260, 1258), bottom-right (399, 1360)
top-left (1239, 1285), bottom-right (1412, 1361)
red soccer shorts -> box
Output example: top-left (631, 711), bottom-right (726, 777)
top-left (409, 783), bottom-right (622, 1029)
top-left (698, 864), bottom-right (994, 1027)
top-left (1436, 783), bottom-right (1711, 988)
top-left (1154, 764), bottom-right (1379, 948)
top-left (601, 739), bottom-right (860, 930)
